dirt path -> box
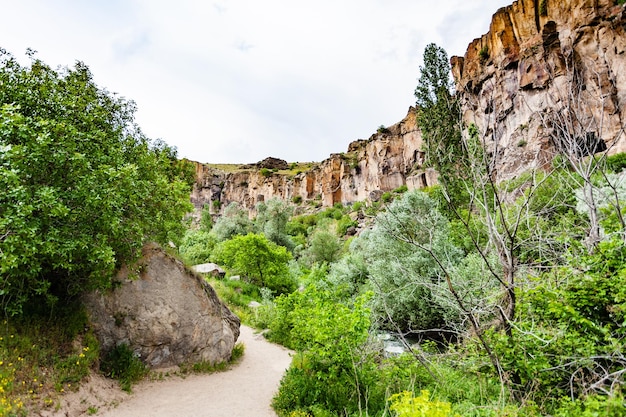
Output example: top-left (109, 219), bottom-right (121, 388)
top-left (51, 326), bottom-right (292, 417)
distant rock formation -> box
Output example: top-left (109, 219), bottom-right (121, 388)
top-left (239, 157), bottom-right (290, 171)
top-left (451, 0), bottom-right (626, 180)
top-left (191, 108), bottom-right (437, 212)
top-left (83, 244), bottom-right (240, 369)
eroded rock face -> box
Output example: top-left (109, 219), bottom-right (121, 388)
top-left (451, 0), bottom-right (626, 180)
top-left (83, 244), bottom-right (240, 369)
top-left (191, 108), bottom-right (437, 213)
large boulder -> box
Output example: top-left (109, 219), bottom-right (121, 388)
top-left (83, 243), bottom-right (240, 369)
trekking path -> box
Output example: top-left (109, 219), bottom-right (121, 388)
top-left (96, 325), bottom-right (292, 417)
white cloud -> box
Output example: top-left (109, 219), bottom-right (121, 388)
top-left (0, 0), bottom-right (511, 163)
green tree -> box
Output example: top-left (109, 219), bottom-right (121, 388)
top-left (305, 230), bottom-right (342, 265)
top-left (0, 51), bottom-right (193, 315)
top-left (414, 43), bottom-right (465, 204)
top-left (254, 198), bottom-right (294, 250)
top-left (360, 190), bottom-right (463, 332)
top-left (210, 202), bottom-right (253, 241)
top-left (212, 233), bottom-right (295, 295)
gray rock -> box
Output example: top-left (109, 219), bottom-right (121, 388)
top-left (248, 301), bottom-right (262, 308)
top-left (84, 244), bottom-right (240, 369)
top-left (229, 275), bottom-right (241, 281)
top-left (192, 262), bottom-right (226, 277)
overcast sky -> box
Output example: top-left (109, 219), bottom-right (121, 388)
top-left (1, 0), bottom-right (511, 164)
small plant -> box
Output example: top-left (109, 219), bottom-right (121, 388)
top-left (479, 46), bottom-right (489, 63)
top-left (393, 184), bottom-right (408, 194)
top-left (517, 139), bottom-right (528, 147)
top-left (260, 168), bottom-right (272, 177)
top-left (377, 125), bottom-right (390, 134)
top-left (540, 0), bottom-right (548, 16)
top-left (292, 195), bottom-right (303, 204)
top-left (100, 343), bottom-right (148, 392)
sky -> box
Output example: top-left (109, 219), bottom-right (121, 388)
top-left (0, 0), bottom-right (512, 164)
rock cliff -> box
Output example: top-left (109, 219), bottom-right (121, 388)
top-left (193, 0), bottom-right (626, 211)
top-left (191, 108), bottom-right (437, 212)
top-left (451, 0), bottom-right (626, 180)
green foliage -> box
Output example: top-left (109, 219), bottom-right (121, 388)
top-left (490, 238), bottom-right (626, 403)
top-left (389, 390), bottom-right (459, 417)
top-left (414, 43), bottom-right (465, 207)
top-left (377, 124), bottom-right (390, 134)
top-left (178, 230), bottom-right (218, 265)
top-left (271, 286), bottom-right (373, 416)
top-left (199, 204), bottom-right (213, 232)
top-left (0, 51), bottom-right (193, 315)
top-left (606, 152), bottom-right (626, 173)
top-left (304, 231), bottom-right (342, 265)
top-left (478, 46), bottom-right (489, 63)
top-left (336, 215), bottom-right (357, 236)
top-left (100, 343), bottom-right (148, 392)
top-left (393, 184), bottom-right (409, 194)
top-left (255, 198), bottom-right (295, 250)
top-left (212, 233), bottom-right (296, 295)
top-left (360, 190), bottom-right (463, 331)
top-left (260, 167), bottom-right (272, 177)
top-left (210, 202), bottom-right (253, 241)
top-left (292, 195), bottom-right (303, 204)
top-left (287, 214), bottom-right (318, 238)
top-left (539, 0), bottom-right (548, 16)
top-left (552, 393), bottom-right (625, 417)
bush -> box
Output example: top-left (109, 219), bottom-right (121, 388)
top-left (211, 202), bottom-right (254, 241)
top-left (271, 287), bottom-right (373, 415)
top-left (100, 343), bottom-right (147, 392)
top-left (389, 390), bottom-right (458, 417)
top-left (606, 152), bottom-right (626, 173)
top-left (178, 230), bottom-right (218, 265)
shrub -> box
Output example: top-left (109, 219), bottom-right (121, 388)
top-left (100, 343), bottom-right (148, 392)
top-left (479, 46), bottom-right (489, 63)
top-left (292, 195), bottom-right (303, 204)
top-left (271, 287), bottom-right (373, 415)
top-left (260, 168), bottom-right (272, 177)
top-left (389, 390), bottom-right (459, 417)
top-left (606, 152), bottom-right (626, 173)
top-left (393, 184), bottom-right (408, 194)
top-left (178, 230), bottom-right (218, 265)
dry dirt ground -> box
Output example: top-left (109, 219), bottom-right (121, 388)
top-left (43, 325), bottom-right (293, 417)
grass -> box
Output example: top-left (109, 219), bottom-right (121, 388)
top-left (205, 162), bottom-right (317, 177)
top-left (180, 342), bottom-right (245, 374)
top-left (0, 301), bottom-right (100, 415)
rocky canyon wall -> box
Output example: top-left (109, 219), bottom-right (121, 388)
top-left (451, 0), bottom-right (626, 180)
top-left (191, 108), bottom-right (437, 212)
top-left (193, 0), bottom-right (626, 212)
